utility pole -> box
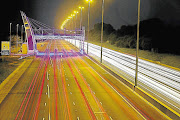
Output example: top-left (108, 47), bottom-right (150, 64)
top-left (100, 0), bottom-right (104, 63)
top-left (10, 23), bottom-right (12, 54)
top-left (135, 0), bottom-right (141, 88)
top-left (16, 24), bottom-right (19, 54)
top-left (87, 1), bottom-right (90, 54)
top-left (21, 25), bottom-right (23, 43)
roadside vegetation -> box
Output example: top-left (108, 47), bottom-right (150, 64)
top-left (0, 56), bottom-right (23, 84)
top-left (87, 18), bottom-right (180, 69)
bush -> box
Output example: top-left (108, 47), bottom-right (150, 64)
top-left (140, 37), bottom-right (152, 50)
top-left (107, 33), bottom-right (118, 45)
top-left (115, 35), bottom-right (135, 48)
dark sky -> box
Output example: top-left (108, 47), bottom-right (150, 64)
top-left (1, 0), bottom-right (180, 39)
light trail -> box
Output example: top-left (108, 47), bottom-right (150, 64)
top-left (15, 51), bottom-right (47, 120)
top-left (33, 54), bottom-right (49, 120)
top-left (61, 41), bottom-right (109, 119)
top-left (53, 49), bottom-right (58, 120)
top-left (57, 41), bottom-right (72, 120)
top-left (67, 39), bottom-right (180, 111)
top-left (21, 60), bottom-right (46, 120)
top-left (69, 52), bottom-right (110, 120)
top-left (60, 42), bottom-right (96, 120)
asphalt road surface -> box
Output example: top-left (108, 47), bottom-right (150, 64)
top-left (0, 40), bottom-right (170, 120)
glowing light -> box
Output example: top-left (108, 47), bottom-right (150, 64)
top-left (60, 19), bottom-right (70, 29)
top-left (79, 6), bottom-right (84, 9)
top-left (86, 0), bottom-right (92, 2)
top-left (74, 11), bottom-right (79, 14)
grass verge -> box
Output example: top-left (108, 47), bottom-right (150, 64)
top-left (88, 41), bottom-right (180, 69)
top-left (0, 56), bottom-right (24, 84)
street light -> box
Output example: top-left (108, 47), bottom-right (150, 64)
top-left (74, 11), bottom-right (79, 29)
top-left (16, 24), bottom-right (19, 54)
top-left (135, 0), bottom-right (141, 88)
top-left (86, 0), bottom-right (92, 54)
top-left (68, 16), bottom-right (72, 29)
top-left (21, 25), bottom-right (24, 43)
top-left (9, 23), bottom-right (12, 54)
top-left (71, 14), bottom-right (75, 30)
top-left (79, 6), bottom-right (84, 30)
top-left (61, 19), bottom-right (70, 30)
top-left (100, 0), bottom-right (104, 63)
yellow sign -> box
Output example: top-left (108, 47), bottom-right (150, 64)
top-left (22, 43), bottom-right (27, 54)
top-left (1, 41), bottom-right (10, 50)
top-left (1, 41), bottom-right (10, 55)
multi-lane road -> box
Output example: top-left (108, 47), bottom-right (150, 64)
top-left (0, 40), bottom-right (170, 119)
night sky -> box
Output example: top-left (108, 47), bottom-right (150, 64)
top-left (1, 0), bottom-right (180, 40)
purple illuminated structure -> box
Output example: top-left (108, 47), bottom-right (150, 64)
top-left (20, 11), bottom-right (85, 55)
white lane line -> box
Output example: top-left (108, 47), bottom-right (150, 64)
top-left (49, 113), bottom-right (51, 120)
top-left (47, 72), bottom-right (49, 80)
top-left (110, 116), bottom-right (113, 120)
top-left (47, 85), bottom-right (50, 98)
top-left (82, 56), bottom-right (147, 120)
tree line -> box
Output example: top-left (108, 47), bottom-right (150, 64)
top-left (88, 18), bottom-right (180, 55)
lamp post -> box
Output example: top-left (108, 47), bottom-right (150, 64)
top-left (100, 0), bottom-right (104, 63)
top-left (9, 23), bottom-right (12, 54)
top-left (16, 24), bottom-right (19, 54)
top-left (68, 16), bottom-right (72, 29)
top-left (79, 6), bottom-right (84, 30)
top-left (86, 0), bottom-right (92, 54)
top-left (74, 11), bottom-right (79, 29)
top-left (135, 0), bottom-right (141, 88)
top-left (71, 14), bottom-right (75, 30)
top-left (21, 25), bottom-right (24, 43)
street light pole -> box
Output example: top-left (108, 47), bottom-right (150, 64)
top-left (79, 7), bottom-right (84, 30)
top-left (21, 25), bottom-right (23, 43)
top-left (135, 0), bottom-right (141, 88)
top-left (87, 1), bottom-right (90, 54)
top-left (100, 0), bottom-right (104, 63)
top-left (10, 23), bottom-right (12, 54)
top-left (16, 24), bottom-right (19, 54)
top-left (74, 12), bottom-right (78, 29)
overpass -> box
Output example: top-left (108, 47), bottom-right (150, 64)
top-left (20, 11), bottom-right (85, 55)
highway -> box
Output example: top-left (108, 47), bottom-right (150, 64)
top-left (0, 40), bottom-right (170, 119)
top-left (67, 39), bottom-right (180, 113)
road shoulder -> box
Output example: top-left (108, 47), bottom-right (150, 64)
top-left (0, 58), bottom-right (33, 104)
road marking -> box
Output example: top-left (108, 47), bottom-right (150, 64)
top-left (109, 116), bottom-right (113, 120)
top-left (73, 102), bottom-right (75, 105)
top-left (83, 56), bottom-right (147, 120)
top-left (94, 112), bottom-right (106, 114)
top-left (77, 117), bottom-right (80, 120)
top-left (47, 72), bottom-right (49, 80)
top-left (47, 85), bottom-right (50, 98)
top-left (49, 113), bottom-right (51, 120)
top-left (45, 103), bottom-right (46, 106)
